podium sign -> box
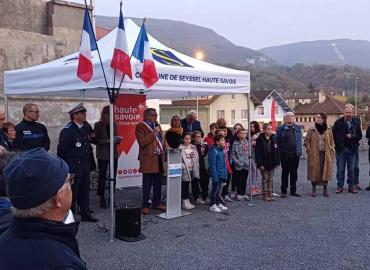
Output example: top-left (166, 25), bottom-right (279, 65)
top-left (158, 149), bottom-right (191, 219)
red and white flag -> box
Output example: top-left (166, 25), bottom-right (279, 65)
top-left (132, 20), bottom-right (158, 88)
top-left (77, 8), bottom-right (97, 82)
top-left (110, 8), bottom-right (132, 79)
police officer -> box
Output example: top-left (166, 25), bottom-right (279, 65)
top-left (57, 103), bottom-right (98, 222)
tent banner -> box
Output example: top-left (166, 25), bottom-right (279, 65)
top-left (114, 94), bottom-right (146, 188)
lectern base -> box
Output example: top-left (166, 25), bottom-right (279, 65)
top-left (158, 211), bottom-right (192, 220)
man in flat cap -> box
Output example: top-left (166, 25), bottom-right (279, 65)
top-left (0, 148), bottom-right (87, 270)
top-left (57, 103), bottom-right (98, 222)
top-left (15, 103), bottom-right (50, 151)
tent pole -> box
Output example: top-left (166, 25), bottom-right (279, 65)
top-left (196, 96), bottom-right (199, 116)
top-left (109, 101), bottom-right (115, 242)
top-left (247, 93), bottom-right (254, 206)
top-left (4, 95), bottom-right (9, 121)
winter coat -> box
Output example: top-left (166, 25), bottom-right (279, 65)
top-left (164, 127), bottom-right (183, 149)
top-left (204, 133), bottom-right (214, 146)
top-left (255, 133), bottom-right (280, 170)
top-left (135, 122), bottom-right (164, 173)
top-left (332, 116), bottom-right (362, 151)
top-left (181, 144), bottom-right (200, 182)
top-left (208, 145), bottom-right (227, 183)
top-left (0, 218), bottom-right (87, 270)
top-left (304, 126), bottom-right (335, 182)
top-left (0, 198), bottom-right (12, 236)
top-left (276, 123), bottom-right (303, 157)
top-left (231, 140), bottom-right (249, 170)
top-left (195, 142), bottom-right (209, 174)
top-left (94, 121), bottom-right (118, 160)
top-left (180, 118), bottom-right (204, 136)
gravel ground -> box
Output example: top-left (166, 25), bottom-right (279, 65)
top-left (78, 151), bottom-right (370, 270)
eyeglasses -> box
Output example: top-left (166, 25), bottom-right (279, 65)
top-left (66, 174), bottom-right (75, 186)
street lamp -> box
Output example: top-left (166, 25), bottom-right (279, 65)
top-left (355, 77), bottom-right (359, 116)
top-left (194, 50), bottom-right (205, 60)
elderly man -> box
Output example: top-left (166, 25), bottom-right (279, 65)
top-left (0, 148), bottom-right (87, 270)
top-left (15, 103), bottom-right (50, 151)
top-left (276, 112), bottom-right (302, 197)
top-left (333, 104), bottom-right (362, 193)
top-left (57, 103), bottom-right (98, 222)
top-left (181, 110), bottom-right (204, 137)
top-left (136, 108), bottom-right (166, 215)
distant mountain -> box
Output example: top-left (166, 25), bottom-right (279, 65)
top-left (96, 15), bottom-right (276, 67)
top-left (260, 39), bottom-right (370, 68)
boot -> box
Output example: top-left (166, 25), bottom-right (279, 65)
top-left (323, 183), bottom-right (330, 197)
top-left (311, 183), bottom-right (317, 197)
top-left (99, 196), bottom-right (107, 209)
top-left (267, 180), bottom-right (274, 201)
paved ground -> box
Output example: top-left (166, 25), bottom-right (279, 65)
top-left (78, 151), bottom-right (370, 270)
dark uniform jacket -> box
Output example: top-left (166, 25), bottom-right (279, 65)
top-left (0, 217), bottom-right (87, 270)
top-left (15, 119), bottom-right (50, 151)
top-left (255, 133), bottom-right (280, 170)
top-left (57, 121), bottom-right (93, 165)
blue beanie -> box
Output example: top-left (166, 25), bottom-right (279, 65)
top-left (3, 148), bottom-right (69, 209)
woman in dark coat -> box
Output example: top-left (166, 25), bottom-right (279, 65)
top-left (165, 115), bottom-right (183, 149)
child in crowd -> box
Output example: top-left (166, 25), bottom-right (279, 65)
top-left (180, 133), bottom-right (200, 210)
top-left (255, 123), bottom-right (280, 201)
top-left (231, 128), bottom-right (249, 201)
top-left (193, 131), bottom-right (209, 204)
top-left (217, 127), bottom-right (233, 202)
top-left (204, 123), bottom-right (217, 146)
top-left (208, 134), bottom-right (228, 213)
top-left (230, 123), bottom-right (243, 199)
top-left (250, 121), bottom-right (262, 196)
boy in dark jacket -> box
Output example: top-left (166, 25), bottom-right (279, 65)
top-left (208, 135), bottom-right (228, 213)
top-left (193, 131), bottom-right (209, 203)
top-left (256, 123), bottom-right (280, 201)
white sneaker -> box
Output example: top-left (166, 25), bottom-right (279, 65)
top-left (182, 200), bottom-right (192, 210)
top-left (210, 204), bottom-right (222, 212)
top-left (236, 195), bottom-right (244, 201)
top-left (273, 193), bottom-right (280, 197)
top-left (243, 195), bottom-right (250, 201)
top-left (230, 191), bottom-right (236, 199)
top-left (224, 195), bottom-right (233, 202)
top-left (217, 203), bottom-right (228, 211)
top-left (187, 199), bottom-right (195, 209)
top-left (196, 198), bottom-right (206, 205)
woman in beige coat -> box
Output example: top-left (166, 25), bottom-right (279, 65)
top-left (304, 113), bottom-right (335, 197)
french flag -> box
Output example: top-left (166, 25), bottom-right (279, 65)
top-left (110, 8), bottom-right (132, 79)
top-left (77, 8), bottom-right (97, 83)
top-left (132, 21), bottom-right (158, 88)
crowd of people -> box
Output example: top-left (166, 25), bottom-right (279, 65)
top-left (136, 105), bottom-right (370, 214)
top-left (0, 102), bottom-right (369, 269)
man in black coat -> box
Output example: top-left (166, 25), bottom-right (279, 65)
top-left (0, 148), bottom-right (87, 270)
top-left (57, 103), bottom-right (98, 222)
top-left (332, 105), bottom-right (362, 193)
top-left (15, 103), bottom-right (50, 151)
top-left (181, 110), bottom-right (204, 137)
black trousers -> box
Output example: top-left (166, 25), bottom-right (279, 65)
top-left (199, 170), bottom-right (210, 200)
top-left (69, 161), bottom-right (92, 219)
top-left (222, 173), bottom-right (232, 196)
top-left (97, 158), bottom-right (118, 197)
top-left (182, 181), bottom-right (190, 200)
top-left (191, 178), bottom-right (201, 200)
top-left (142, 173), bottom-right (162, 208)
top-left (234, 169), bottom-right (248, 195)
top-left (280, 155), bottom-right (300, 194)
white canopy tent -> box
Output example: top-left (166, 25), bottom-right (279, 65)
top-left (4, 18), bottom-right (251, 242)
top-left (4, 19), bottom-right (250, 98)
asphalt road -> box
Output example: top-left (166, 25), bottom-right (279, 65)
top-left (78, 151), bottom-right (370, 270)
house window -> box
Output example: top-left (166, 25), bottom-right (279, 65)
top-left (217, 110), bottom-right (225, 119)
top-left (258, 106), bottom-right (264, 115)
top-left (304, 117), bottom-right (307, 122)
top-left (308, 117), bottom-right (311, 122)
top-left (241, 110), bottom-right (248, 119)
top-left (275, 105), bottom-right (279, 114)
top-left (231, 110), bottom-right (235, 125)
top-left (231, 93), bottom-right (236, 100)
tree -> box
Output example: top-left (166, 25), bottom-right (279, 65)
top-left (361, 94), bottom-right (369, 104)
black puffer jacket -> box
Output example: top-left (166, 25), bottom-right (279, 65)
top-left (255, 133), bottom-right (280, 170)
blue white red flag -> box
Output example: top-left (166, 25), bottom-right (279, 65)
top-left (132, 21), bottom-right (158, 88)
top-left (77, 8), bottom-right (97, 82)
top-left (110, 8), bottom-right (132, 79)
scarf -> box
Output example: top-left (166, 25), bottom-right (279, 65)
top-left (167, 127), bottom-right (183, 135)
top-left (315, 123), bottom-right (327, 135)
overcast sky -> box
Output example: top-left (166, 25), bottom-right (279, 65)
top-left (74, 0), bottom-right (370, 49)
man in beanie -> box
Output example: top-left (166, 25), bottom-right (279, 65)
top-left (57, 103), bottom-right (98, 222)
top-left (0, 148), bottom-right (87, 270)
